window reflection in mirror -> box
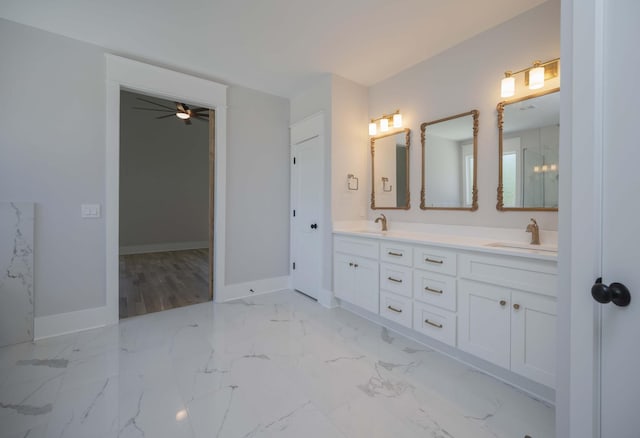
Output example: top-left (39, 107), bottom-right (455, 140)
top-left (371, 129), bottom-right (410, 210)
top-left (497, 88), bottom-right (559, 211)
top-left (420, 110), bottom-right (479, 211)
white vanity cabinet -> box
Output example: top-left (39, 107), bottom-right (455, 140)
top-left (332, 231), bottom-right (558, 389)
top-left (333, 236), bottom-right (380, 314)
top-left (457, 253), bottom-right (557, 388)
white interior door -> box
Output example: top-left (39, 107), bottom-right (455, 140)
top-left (291, 115), bottom-right (324, 299)
top-left (598, 1), bottom-right (640, 435)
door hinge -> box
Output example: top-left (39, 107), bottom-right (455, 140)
top-left (293, 209), bottom-right (296, 217)
top-left (292, 262), bottom-right (296, 270)
top-left (293, 157), bottom-right (296, 165)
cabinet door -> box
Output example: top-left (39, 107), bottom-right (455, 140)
top-left (334, 253), bottom-right (356, 304)
top-left (510, 290), bottom-right (557, 388)
top-left (355, 257), bottom-right (379, 314)
top-left (458, 280), bottom-right (510, 368)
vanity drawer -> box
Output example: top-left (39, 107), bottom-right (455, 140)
top-left (380, 291), bottom-right (412, 328)
top-left (413, 302), bottom-right (456, 347)
top-left (414, 246), bottom-right (457, 276)
top-left (334, 236), bottom-right (379, 260)
top-left (380, 263), bottom-right (413, 298)
top-left (413, 270), bottom-right (456, 311)
top-left (380, 241), bottom-right (413, 267)
top-left (458, 253), bottom-right (557, 297)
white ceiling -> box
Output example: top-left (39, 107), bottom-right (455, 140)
top-left (0, 0), bottom-right (548, 98)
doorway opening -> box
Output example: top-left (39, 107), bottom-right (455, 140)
top-left (118, 90), bottom-right (214, 318)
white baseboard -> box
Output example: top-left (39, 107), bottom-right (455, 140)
top-left (32, 276), bottom-right (290, 339)
top-left (217, 276), bottom-right (291, 302)
top-left (119, 241), bottom-right (208, 255)
top-left (34, 306), bottom-right (109, 340)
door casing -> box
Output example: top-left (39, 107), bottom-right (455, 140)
top-left (106, 55), bottom-right (228, 324)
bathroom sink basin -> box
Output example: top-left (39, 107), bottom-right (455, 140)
top-left (485, 241), bottom-right (558, 253)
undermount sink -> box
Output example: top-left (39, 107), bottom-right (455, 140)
top-left (485, 241), bottom-right (558, 253)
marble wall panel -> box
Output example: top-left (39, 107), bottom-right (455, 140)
top-left (0, 202), bottom-right (34, 346)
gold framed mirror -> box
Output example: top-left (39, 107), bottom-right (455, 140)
top-left (497, 88), bottom-right (559, 211)
top-left (420, 110), bottom-right (479, 211)
top-left (371, 128), bottom-right (410, 210)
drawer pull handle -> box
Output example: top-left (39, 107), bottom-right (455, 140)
top-left (499, 300), bottom-right (507, 306)
top-left (387, 277), bottom-right (403, 283)
top-left (424, 319), bottom-right (443, 329)
top-left (425, 257), bottom-right (444, 264)
top-left (388, 251), bottom-right (403, 257)
top-left (387, 305), bottom-right (403, 313)
top-left (425, 286), bottom-right (443, 294)
top-left (348, 262), bottom-right (353, 267)
top-left (513, 303), bottom-right (520, 310)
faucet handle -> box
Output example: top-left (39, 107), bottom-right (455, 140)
top-left (529, 218), bottom-right (538, 226)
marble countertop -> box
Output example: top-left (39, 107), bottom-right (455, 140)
top-left (333, 228), bottom-right (558, 262)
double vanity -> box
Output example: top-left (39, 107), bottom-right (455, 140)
top-left (333, 225), bottom-right (557, 395)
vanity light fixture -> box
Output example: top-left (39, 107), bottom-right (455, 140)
top-left (369, 110), bottom-right (403, 136)
top-left (500, 58), bottom-right (560, 98)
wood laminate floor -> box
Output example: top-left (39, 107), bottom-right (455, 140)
top-left (119, 248), bottom-right (210, 319)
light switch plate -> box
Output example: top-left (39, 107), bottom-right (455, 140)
top-left (81, 203), bottom-right (101, 218)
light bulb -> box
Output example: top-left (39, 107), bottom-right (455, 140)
top-left (529, 62), bottom-right (545, 90)
top-left (176, 112), bottom-right (190, 120)
top-left (501, 73), bottom-right (515, 98)
top-left (393, 113), bottom-right (402, 128)
top-left (533, 166), bottom-right (541, 173)
top-left (369, 122), bottom-right (377, 136)
top-left (380, 118), bottom-right (389, 132)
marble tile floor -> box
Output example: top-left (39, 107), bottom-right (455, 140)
top-left (0, 290), bottom-right (554, 438)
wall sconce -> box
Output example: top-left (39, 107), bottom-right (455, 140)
top-left (500, 58), bottom-right (559, 98)
top-left (347, 173), bottom-right (359, 191)
top-left (369, 110), bottom-right (402, 136)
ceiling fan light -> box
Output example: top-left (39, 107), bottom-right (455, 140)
top-left (176, 112), bottom-right (190, 120)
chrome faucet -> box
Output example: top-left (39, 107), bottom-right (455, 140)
top-left (375, 214), bottom-right (388, 232)
top-left (526, 218), bottom-right (540, 245)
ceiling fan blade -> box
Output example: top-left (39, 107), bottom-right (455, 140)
top-left (136, 97), bottom-right (176, 111)
top-left (190, 107), bottom-right (208, 113)
top-left (132, 107), bottom-right (172, 112)
top-left (156, 114), bottom-right (175, 119)
top-left (192, 117), bottom-right (208, 122)
top-left (177, 103), bottom-right (187, 113)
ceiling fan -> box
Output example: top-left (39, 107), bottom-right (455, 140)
top-left (133, 97), bottom-right (209, 125)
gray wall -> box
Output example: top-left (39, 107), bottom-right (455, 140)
top-left (367, 0), bottom-right (560, 230)
top-left (0, 18), bottom-right (291, 317)
top-left (119, 91), bottom-right (209, 248)
top-left (0, 18), bottom-right (106, 316)
top-left (225, 86), bottom-right (290, 285)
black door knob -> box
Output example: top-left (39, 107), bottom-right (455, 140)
top-left (591, 277), bottom-right (631, 307)
top-left (310, 223), bottom-right (318, 230)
